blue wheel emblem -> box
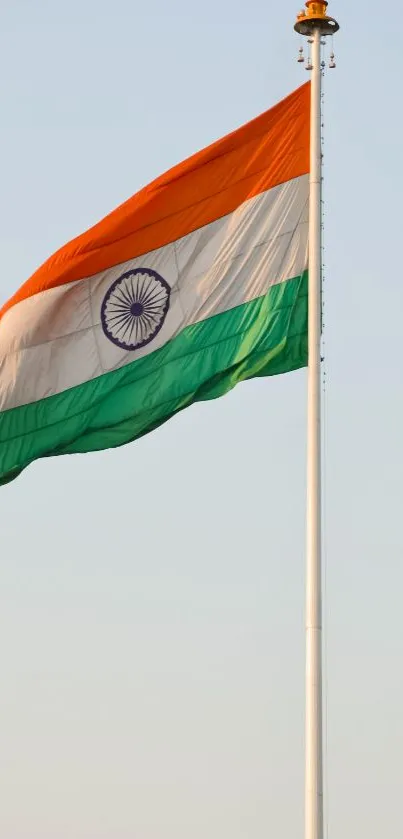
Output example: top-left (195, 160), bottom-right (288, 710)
top-left (101, 268), bottom-right (171, 351)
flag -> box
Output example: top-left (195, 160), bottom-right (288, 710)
top-left (0, 83), bottom-right (310, 485)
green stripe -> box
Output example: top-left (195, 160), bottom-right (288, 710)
top-left (0, 272), bottom-right (308, 485)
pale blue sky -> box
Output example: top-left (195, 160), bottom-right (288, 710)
top-left (1, 2), bottom-right (402, 837)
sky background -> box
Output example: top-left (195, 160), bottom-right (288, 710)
top-left (0, 1), bottom-right (402, 837)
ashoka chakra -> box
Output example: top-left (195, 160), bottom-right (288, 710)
top-left (101, 268), bottom-right (171, 351)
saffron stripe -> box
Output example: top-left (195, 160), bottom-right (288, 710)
top-left (0, 83), bottom-right (310, 317)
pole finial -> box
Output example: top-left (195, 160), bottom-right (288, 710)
top-left (295, 0), bottom-right (339, 36)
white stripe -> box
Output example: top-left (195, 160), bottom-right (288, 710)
top-left (0, 175), bottom-right (308, 411)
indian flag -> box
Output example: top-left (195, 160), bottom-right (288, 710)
top-left (0, 83), bottom-right (310, 485)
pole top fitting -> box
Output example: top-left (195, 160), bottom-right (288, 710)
top-left (294, 1), bottom-right (339, 36)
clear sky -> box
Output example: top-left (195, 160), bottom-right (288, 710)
top-left (1, 2), bottom-right (402, 837)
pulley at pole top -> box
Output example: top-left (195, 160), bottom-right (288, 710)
top-left (294, 1), bottom-right (339, 36)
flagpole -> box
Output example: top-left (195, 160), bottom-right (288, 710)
top-left (306, 25), bottom-right (324, 839)
top-left (294, 5), bottom-right (339, 839)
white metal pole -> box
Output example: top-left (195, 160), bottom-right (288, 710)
top-left (305, 26), bottom-right (324, 839)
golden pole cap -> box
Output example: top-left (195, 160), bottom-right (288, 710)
top-left (295, 0), bottom-right (339, 35)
